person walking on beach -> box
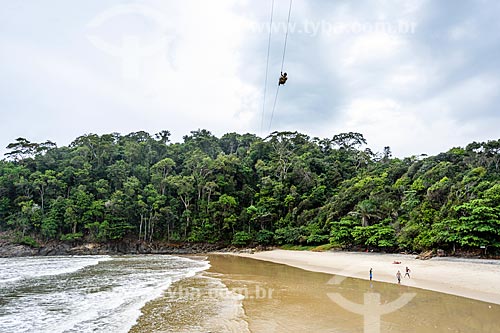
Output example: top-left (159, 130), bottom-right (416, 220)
top-left (396, 270), bottom-right (402, 284)
top-left (369, 268), bottom-right (373, 281)
top-left (404, 266), bottom-right (411, 279)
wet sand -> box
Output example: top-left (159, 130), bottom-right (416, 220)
top-left (234, 249), bottom-right (500, 305)
top-left (130, 272), bottom-right (249, 333)
top-left (208, 254), bottom-right (500, 333)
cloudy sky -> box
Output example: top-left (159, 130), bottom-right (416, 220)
top-left (1, 0), bottom-right (499, 157)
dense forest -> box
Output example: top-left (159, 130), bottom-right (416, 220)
top-left (1, 130), bottom-right (499, 254)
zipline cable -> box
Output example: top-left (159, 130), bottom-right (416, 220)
top-left (280, 0), bottom-right (293, 74)
top-left (268, 0), bottom-right (293, 132)
top-left (260, 0), bottom-right (275, 135)
top-left (268, 84), bottom-right (281, 133)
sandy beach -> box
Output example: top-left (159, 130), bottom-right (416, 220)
top-left (127, 253), bottom-right (500, 332)
top-left (207, 253), bottom-right (500, 333)
top-left (234, 249), bottom-right (500, 305)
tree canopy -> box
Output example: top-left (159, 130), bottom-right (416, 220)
top-left (1, 130), bottom-right (499, 253)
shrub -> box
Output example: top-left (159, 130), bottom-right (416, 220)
top-left (60, 232), bottom-right (83, 241)
top-left (16, 235), bottom-right (40, 248)
top-left (255, 229), bottom-right (274, 245)
top-left (232, 231), bottom-right (252, 246)
top-left (274, 226), bottom-right (301, 245)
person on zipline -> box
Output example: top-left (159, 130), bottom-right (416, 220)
top-left (279, 72), bottom-right (288, 85)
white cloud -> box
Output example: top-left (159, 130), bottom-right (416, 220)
top-left (341, 32), bottom-right (405, 67)
top-left (1, 0), bottom-right (499, 158)
top-left (433, 75), bottom-right (499, 116)
top-left (448, 20), bottom-right (476, 41)
top-left (0, 1), bottom-right (262, 151)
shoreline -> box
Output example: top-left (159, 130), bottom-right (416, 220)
top-left (130, 271), bottom-right (249, 333)
top-left (231, 249), bottom-right (500, 305)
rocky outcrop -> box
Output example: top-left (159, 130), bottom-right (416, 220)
top-left (416, 250), bottom-right (435, 260)
top-left (0, 243), bottom-right (39, 257)
top-left (0, 238), bottom-right (225, 258)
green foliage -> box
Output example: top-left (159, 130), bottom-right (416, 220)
top-left (397, 221), bottom-right (422, 250)
top-left (280, 244), bottom-right (316, 251)
top-left (330, 216), bottom-right (359, 247)
top-left (306, 233), bottom-right (329, 244)
top-left (412, 229), bottom-right (436, 250)
top-left (451, 198), bottom-right (500, 248)
top-left (41, 216), bottom-right (58, 239)
top-left (255, 229), bottom-right (274, 245)
top-left (14, 234), bottom-right (40, 248)
top-left (232, 231), bottom-right (252, 246)
top-left (84, 221), bottom-right (110, 242)
top-left (352, 223), bottom-right (396, 248)
top-left (0, 131), bottom-right (499, 253)
top-left (274, 226), bottom-right (302, 245)
top-left (60, 232), bottom-right (83, 241)
top-left (187, 226), bottom-right (210, 243)
top-left (299, 222), bottom-right (328, 244)
top-left (311, 243), bottom-right (336, 251)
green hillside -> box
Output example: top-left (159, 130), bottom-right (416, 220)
top-left (1, 130), bottom-right (499, 254)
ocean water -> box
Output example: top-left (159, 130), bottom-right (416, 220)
top-left (0, 255), bottom-right (211, 333)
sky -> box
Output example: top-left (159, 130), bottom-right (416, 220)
top-left (1, 0), bottom-right (499, 158)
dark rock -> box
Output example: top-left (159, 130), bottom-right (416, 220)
top-left (0, 237), bottom-right (226, 258)
top-left (0, 244), bottom-right (38, 257)
top-left (416, 250), bottom-right (434, 260)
